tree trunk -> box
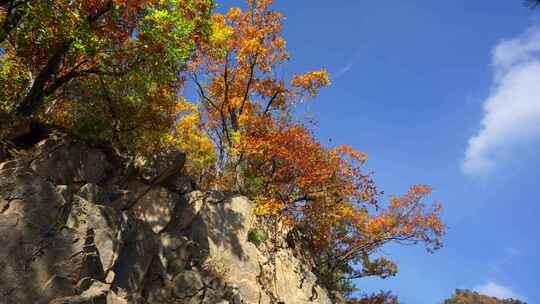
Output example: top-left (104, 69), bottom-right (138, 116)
top-left (12, 40), bottom-right (72, 118)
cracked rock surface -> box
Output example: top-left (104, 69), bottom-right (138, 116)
top-left (0, 136), bottom-right (334, 304)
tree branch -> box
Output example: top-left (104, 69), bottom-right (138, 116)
top-left (0, 0), bottom-right (27, 44)
top-left (263, 89), bottom-right (282, 115)
top-left (192, 74), bottom-right (218, 109)
top-left (13, 40), bottom-right (72, 117)
top-left (11, 1), bottom-right (114, 117)
top-left (238, 54), bottom-right (257, 117)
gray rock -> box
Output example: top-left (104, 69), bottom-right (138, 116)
top-left (40, 275), bottom-right (77, 300)
top-left (172, 270), bottom-right (204, 298)
top-left (56, 185), bottom-right (73, 206)
top-left (0, 173), bottom-right (64, 229)
top-left (30, 140), bottom-right (110, 185)
top-left (158, 232), bottom-right (193, 276)
top-left (139, 256), bottom-right (171, 304)
top-left (129, 181), bottom-right (180, 234)
top-left (0, 198), bottom-right (8, 213)
top-left (164, 173), bottom-right (193, 194)
top-left (272, 250), bottom-right (332, 303)
top-left (63, 228), bottom-right (106, 282)
top-left (77, 183), bottom-right (106, 204)
top-left (66, 193), bottom-right (160, 295)
top-left (49, 280), bottom-right (127, 304)
top-left (0, 139), bottom-right (337, 304)
top-left (231, 292), bottom-right (243, 304)
top-left (111, 218), bottom-right (160, 294)
top-left (175, 190), bottom-right (205, 230)
top-left (135, 149), bottom-right (186, 184)
top-left (66, 196), bottom-right (130, 273)
top-left (184, 195), bottom-right (264, 303)
top-left (0, 173), bottom-right (75, 304)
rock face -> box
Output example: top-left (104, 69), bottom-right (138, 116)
top-left (30, 139), bottom-right (112, 185)
top-left (0, 137), bottom-right (334, 304)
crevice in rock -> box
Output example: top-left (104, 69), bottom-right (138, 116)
top-left (8, 121), bottom-right (51, 149)
top-left (2, 287), bottom-right (17, 297)
top-left (0, 199), bottom-right (11, 214)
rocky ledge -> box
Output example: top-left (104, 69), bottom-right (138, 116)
top-left (0, 135), bottom-right (333, 304)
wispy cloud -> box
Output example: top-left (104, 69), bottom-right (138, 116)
top-left (473, 281), bottom-right (526, 301)
top-left (461, 27), bottom-right (540, 176)
top-left (489, 247), bottom-right (522, 275)
top-left (332, 53), bottom-right (362, 80)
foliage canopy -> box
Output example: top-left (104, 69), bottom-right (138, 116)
top-left (1, 0), bottom-right (213, 151)
top-left (1, 0), bottom-right (446, 301)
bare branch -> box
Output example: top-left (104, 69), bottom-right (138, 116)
top-left (238, 54), bottom-right (258, 117)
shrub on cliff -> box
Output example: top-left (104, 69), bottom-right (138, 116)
top-left (444, 289), bottom-right (527, 304)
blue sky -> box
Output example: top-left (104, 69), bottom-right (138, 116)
top-left (215, 1), bottom-right (540, 303)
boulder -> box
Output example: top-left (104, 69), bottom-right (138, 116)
top-left (172, 270), bottom-right (205, 299)
top-left (129, 181), bottom-right (180, 234)
top-left (30, 140), bottom-right (111, 185)
top-left (175, 190), bottom-right (205, 230)
top-left (66, 196), bottom-right (130, 274)
top-left (66, 193), bottom-right (160, 295)
top-left (139, 256), bottom-right (173, 304)
top-left (40, 276), bottom-right (77, 301)
top-left (111, 218), bottom-right (160, 294)
top-left (135, 149), bottom-right (186, 185)
top-left (56, 185), bottom-right (74, 206)
top-left (0, 172), bottom-right (78, 304)
top-left (49, 280), bottom-right (128, 304)
top-left (155, 191), bottom-right (205, 277)
top-left (184, 194), bottom-right (266, 303)
top-left (158, 232), bottom-right (194, 277)
top-left (164, 173), bottom-right (193, 194)
top-left (273, 250), bottom-right (332, 303)
top-left (59, 228), bottom-right (106, 283)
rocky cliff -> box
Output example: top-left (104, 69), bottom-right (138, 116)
top-left (0, 133), bottom-right (334, 304)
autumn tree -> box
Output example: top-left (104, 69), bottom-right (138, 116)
top-left (444, 289), bottom-right (526, 304)
top-left (238, 120), bottom-right (444, 295)
top-left (348, 291), bottom-right (399, 304)
top-left (2, 0), bottom-right (446, 300)
top-left (189, 0), bottom-right (329, 185)
top-left (190, 0), bottom-right (445, 299)
top-left (1, 0), bottom-right (213, 152)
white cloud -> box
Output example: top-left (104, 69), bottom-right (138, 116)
top-left (462, 27), bottom-right (540, 175)
top-left (473, 281), bottom-right (526, 301)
